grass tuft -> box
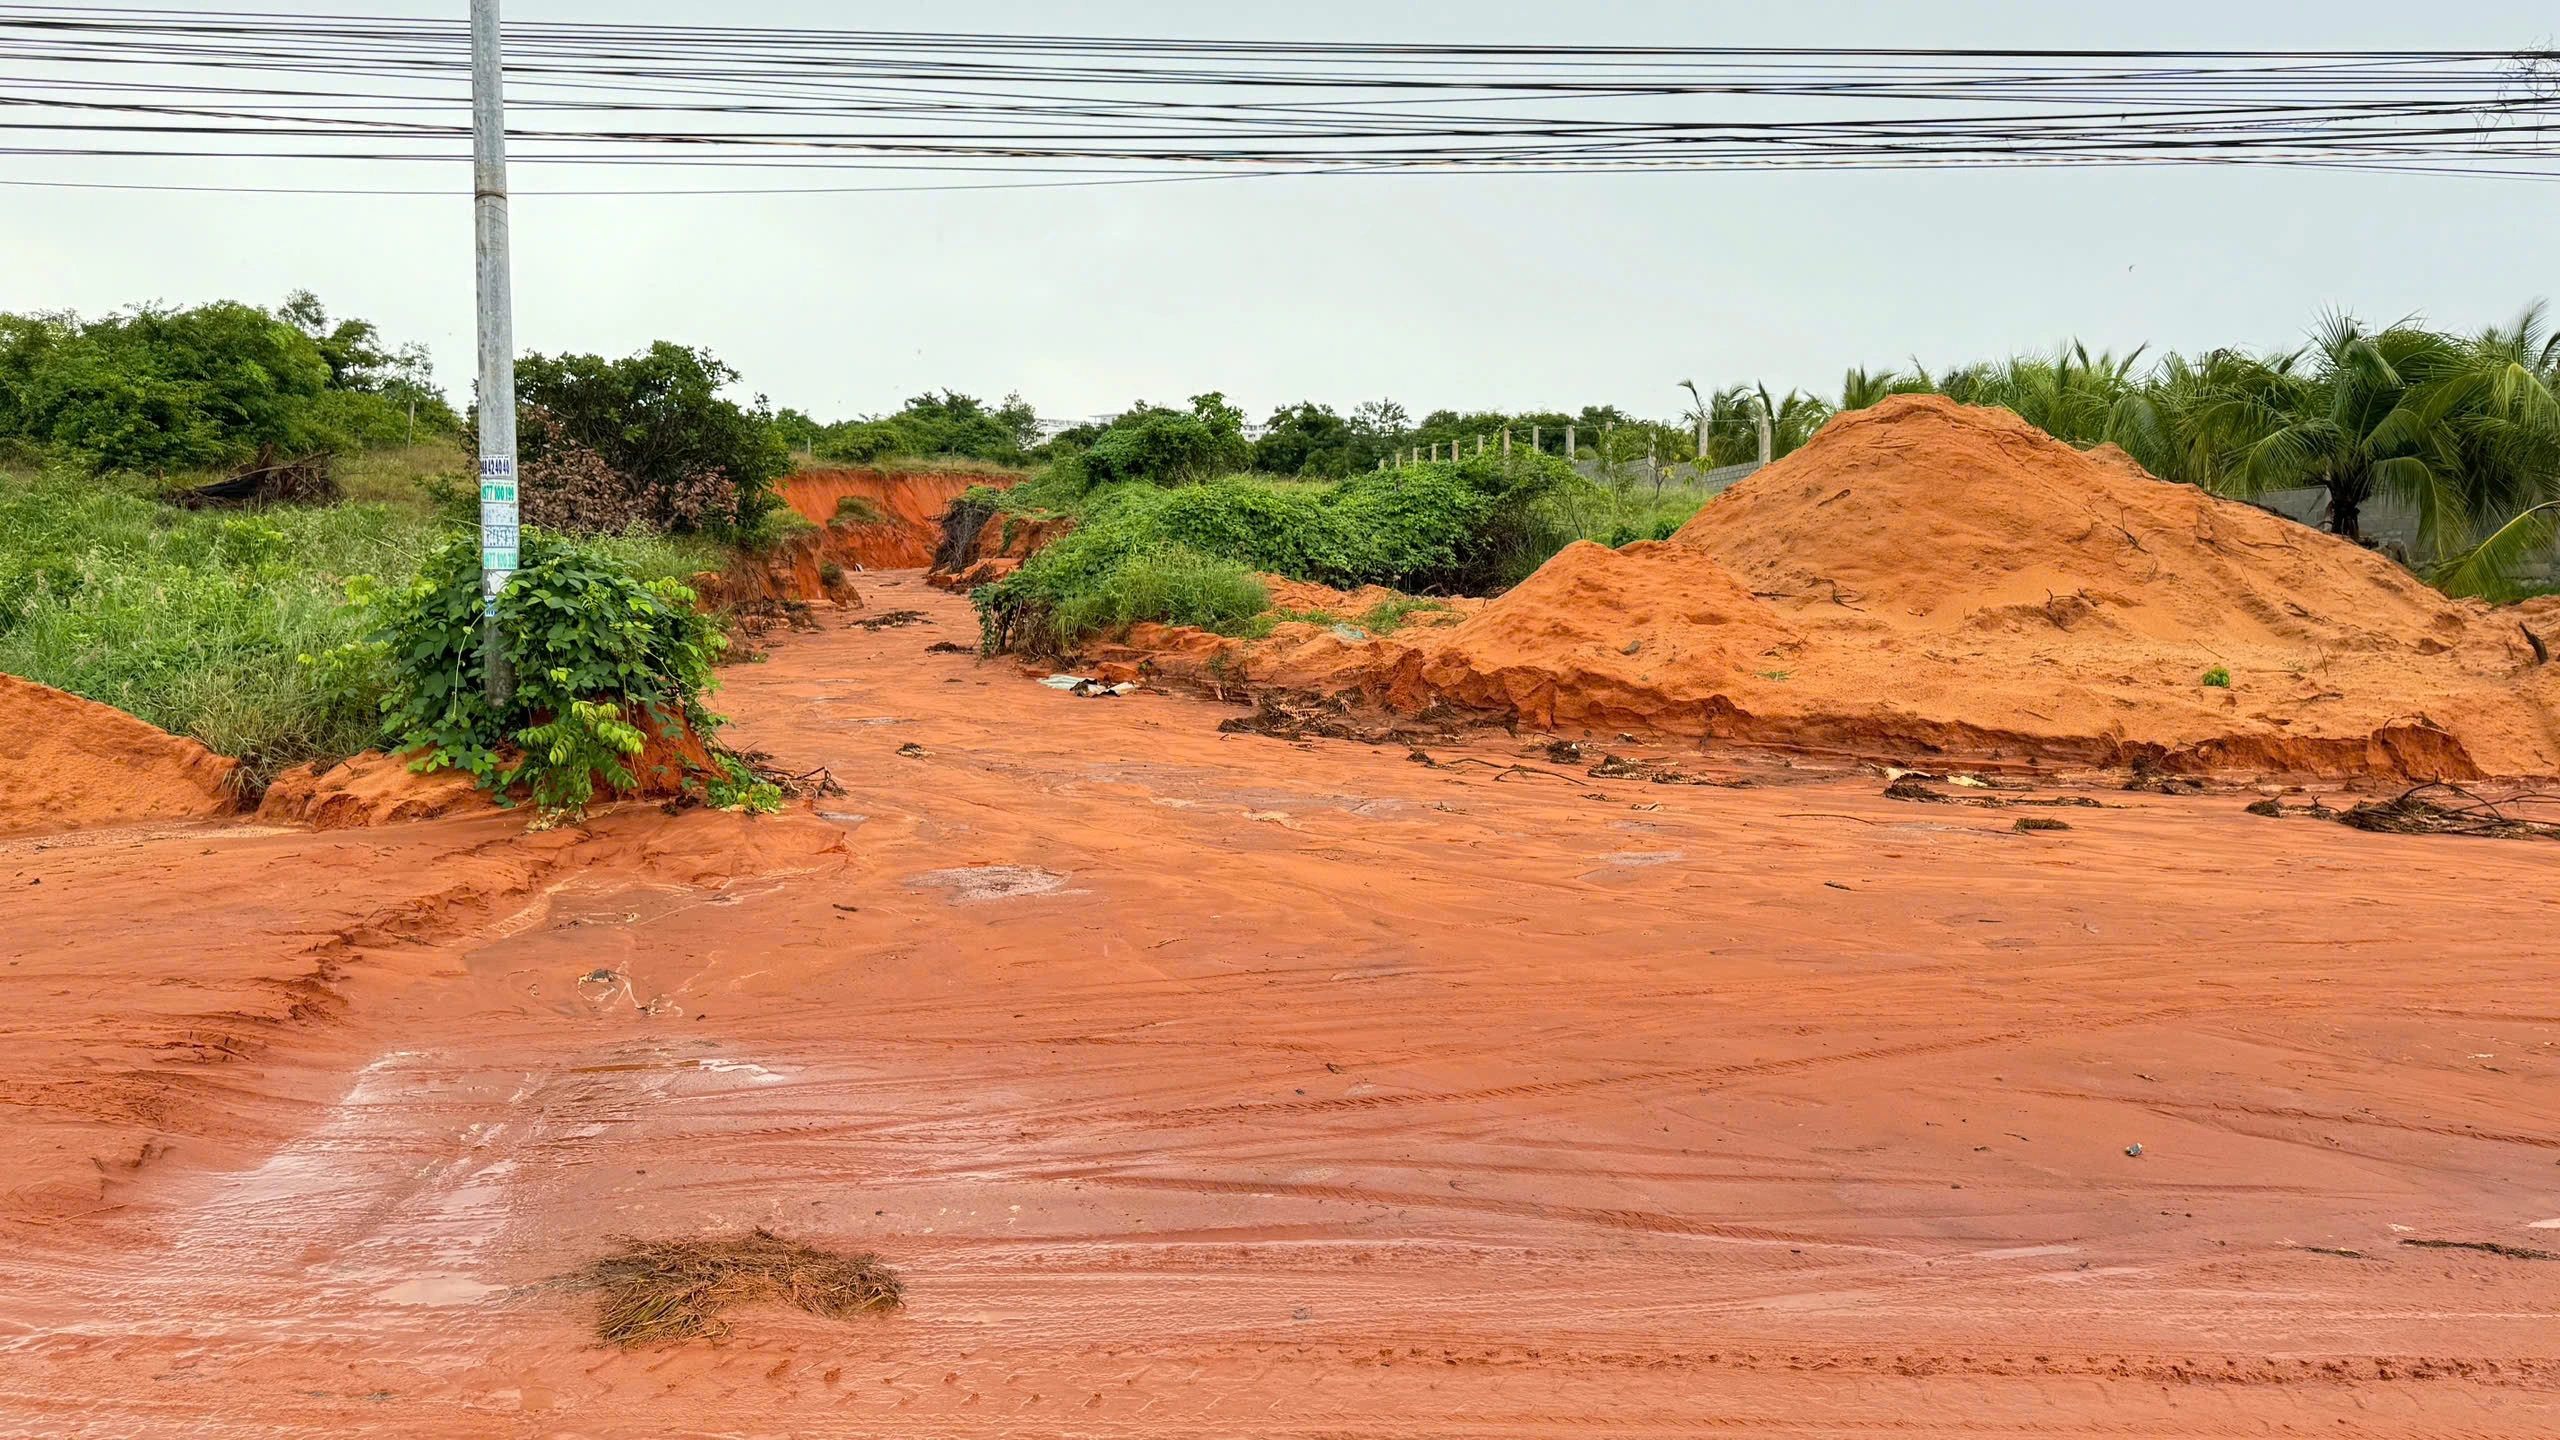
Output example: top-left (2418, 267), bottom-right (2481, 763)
top-left (570, 1229), bottom-right (903, 1346)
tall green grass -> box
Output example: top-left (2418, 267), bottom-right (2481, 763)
top-left (0, 459), bottom-right (738, 782)
top-left (1047, 546), bottom-right (1269, 643)
top-left (0, 466), bottom-right (433, 775)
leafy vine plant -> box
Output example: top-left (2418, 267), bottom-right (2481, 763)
top-left (350, 528), bottom-right (770, 819)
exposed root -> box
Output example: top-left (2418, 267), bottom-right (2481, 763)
top-left (568, 1229), bottom-right (903, 1346)
top-left (1882, 778), bottom-right (2102, 810)
top-left (711, 748), bottom-right (846, 800)
top-left (853, 609), bottom-right (931, 631)
top-left (2253, 783), bottom-right (2560, 840)
top-left (2401, 1238), bottom-right (2559, 1261)
top-left (1586, 753), bottom-right (1750, 788)
top-left (1217, 689), bottom-right (1458, 747)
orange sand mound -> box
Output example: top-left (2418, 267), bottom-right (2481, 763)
top-left (1253, 395), bottom-right (2560, 778)
top-left (0, 674), bottom-right (240, 836)
top-left (1258, 574), bottom-right (1415, 618)
top-left (258, 710), bottom-right (715, 831)
top-left (256, 751), bottom-right (490, 829)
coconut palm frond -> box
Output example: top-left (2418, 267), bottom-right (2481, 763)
top-left (2371, 453), bottom-right (2464, 552)
top-left (2432, 501), bottom-right (2560, 601)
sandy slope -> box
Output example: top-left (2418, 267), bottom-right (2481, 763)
top-left (2, 573), bottom-right (2556, 1436)
top-left (0, 674), bottom-right (239, 836)
top-left (1248, 397), bottom-right (2560, 779)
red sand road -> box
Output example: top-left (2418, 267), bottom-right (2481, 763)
top-left (3, 573), bottom-right (2558, 1437)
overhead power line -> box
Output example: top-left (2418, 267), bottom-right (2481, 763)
top-left (0, 6), bottom-right (2554, 193)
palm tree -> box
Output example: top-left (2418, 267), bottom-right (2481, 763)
top-left (1839, 366), bottom-right (1928, 411)
top-left (2185, 315), bottom-right (2487, 547)
top-left (2418, 305), bottom-right (2560, 595)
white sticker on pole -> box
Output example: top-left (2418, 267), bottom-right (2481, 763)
top-left (479, 454), bottom-right (519, 586)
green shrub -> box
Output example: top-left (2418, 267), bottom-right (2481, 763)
top-left (971, 492), bottom-right (1268, 653)
top-left (514, 342), bottom-right (788, 539)
top-left (1079, 411), bottom-right (1229, 487)
top-left (970, 449), bottom-right (1580, 651)
top-left (2202, 666), bottom-right (2232, 688)
top-left (792, 390), bottom-right (1039, 467)
top-left (1046, 394), bottom-right (1252, 489)
top-left (1153, 480), bottom-right (1337, 575)
top-left (368, 530), bottom-right (727, 815)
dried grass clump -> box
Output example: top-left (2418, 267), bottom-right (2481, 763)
top-left (571, 1228), bottom-right (902, 1346)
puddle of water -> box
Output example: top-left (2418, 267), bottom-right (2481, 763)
top-left (904, 866), bottom-right (1068, 904)
top-left (374, 1276), bottom-right (503, 1307)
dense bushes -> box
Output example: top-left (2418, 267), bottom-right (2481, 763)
top-left (0, 294), bottom-right (457, 474)
top-left (779, 390), bottom-right (1039, 467)
top-left (514, 342), bottom-right (788, 538)
top-left (1049, 394), bottom-right (1252, 488)
top-left (0, 304), bottom-right (333, 472)
top-left (972, 450), bottom-right (1577, 651)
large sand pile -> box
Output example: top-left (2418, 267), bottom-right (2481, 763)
top-left (0, 674), bottom-right (241, 835)
top-left (1263, 395), bottom-right (2560, 778)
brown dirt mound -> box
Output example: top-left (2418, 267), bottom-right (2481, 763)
top-left (256, 751), bottom-right (490, 829)
top-left (1251, 395), bottom-right (2560, 778)
top-left (0, 674), bottom-right (241, 836)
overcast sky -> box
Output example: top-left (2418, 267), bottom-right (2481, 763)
top-left (5, 0), bottom-right (2557, 426)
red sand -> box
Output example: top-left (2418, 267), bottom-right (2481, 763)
top-left (778, 467), bottom-right (1007, 570)
top-left (0, 673), bottom-right (239, 835)
top-left (1247, 397), bottom-right (2560, 779)
top-left (3, 572), bottom-right (2557, 1436)
top-left (257, 751), bottom-right (489, 830)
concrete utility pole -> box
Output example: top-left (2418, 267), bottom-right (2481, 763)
top-left (471, 0), bottom-right (519, 704)
top-left (1564, 424), bottom-right (1575, 460)
top-left (1758, 405), bottom-right (1774, 466)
